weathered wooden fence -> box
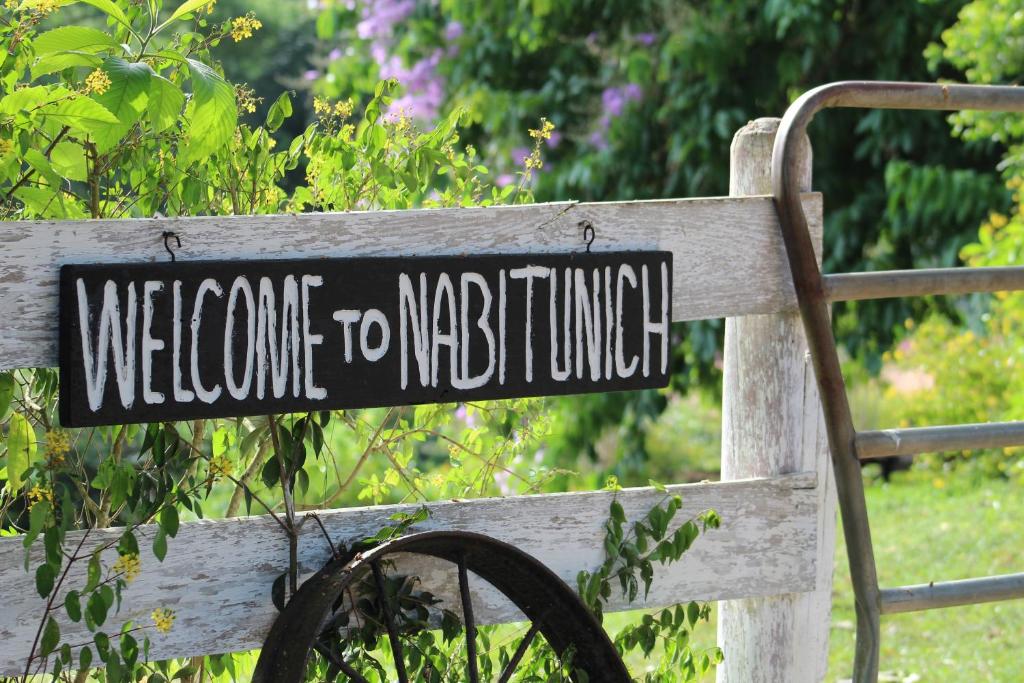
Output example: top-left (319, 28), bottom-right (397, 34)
top-left (0, 119), bottom-right (835, 681)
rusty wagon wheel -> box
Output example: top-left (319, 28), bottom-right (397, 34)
top-left (252, 530), bottom-right (631, 683)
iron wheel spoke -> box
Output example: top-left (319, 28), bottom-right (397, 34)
top-left (371, 560), bottom-right (409, 683)
top-left (457, 554), bottom-right (480, 683)
top-left (496, 623), bottom-right (540, 683)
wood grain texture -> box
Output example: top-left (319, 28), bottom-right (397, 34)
top-left (0, 195), bottom-right (822, 370)
top-left (717, 118), bottom-right (836, 683)
top-left (0, 473), bottom-right (818, 675)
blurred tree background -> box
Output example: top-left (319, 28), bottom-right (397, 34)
top-left (191, 0), bottom-right (1018, 484)
top-left (52, 0), bottom-right (1021, 484)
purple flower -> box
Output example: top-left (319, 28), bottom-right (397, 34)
top-left (496, 173), bottom-right (515, 187)
top-left (602, 87), bottom-right (624, 117)
top-left (601, 84), bottom-right (643, 119)
top-left (546, 130), bottom-right (562, 148)
top-left (588, 130), bottom-right (608, 151)
top-left (357, 0), bottom-right (415, 40)
top-left (303, 69), bottom-right (320, 81)
top-left (635, 32), bottom-right (656, 45)
top-left (511, 146), bottom-right (530, 166)
top-left (328, 47), bottom-right (343, 61)
top-left (444, 20), bottom-right (463, 41)
top-left (371, 41), bottom-right (389, 65)
top-left (623, 83), bottom-right (643, 101)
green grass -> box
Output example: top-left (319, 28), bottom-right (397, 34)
top-left (826, 470), bottom-right (1024, 682)
top-left (614, 470), bottom-right (1023, 681)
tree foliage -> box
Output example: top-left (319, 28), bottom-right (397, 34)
top-left (0, 1), bottom-right (720, 680)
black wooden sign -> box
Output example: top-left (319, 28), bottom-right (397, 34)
top-left (59, 252), bottom-right (672, 427)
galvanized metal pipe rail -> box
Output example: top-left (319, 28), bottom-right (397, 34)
top-left (880, 573), bottom-right (1024, 615)
top-left (771, 81), bottom-right (1024, 683)
top-left (856, 421), bottom-right (1024, 459)
top-left (824, 266), bottom-right (1024, 302)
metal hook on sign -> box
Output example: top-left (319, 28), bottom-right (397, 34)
top-left (162, 231), bottom-right (181, 262)
top-left (579, 220), bottom-right (595, 253)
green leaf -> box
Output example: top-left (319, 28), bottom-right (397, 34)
top-left (40, 617), bottom-right (60, 657)
top-left (94, 57), bottom-right (151, 123)
top-left (147, 75), bottom-right (184, 133)
top-left (265, 91), bottom-right (292, 132)
top-left (31, 51), bottom-right (104, 80)
top-left (609, 500), bottom-right (626, 524)
top-left (156, 0), bottom-right (215, 32)
top-left (0, 372), bottom-right (13, 420)
top-left (65, 590), bottom-right (82, 622)
top-left (36, 563), bottom-right (55, 598)
top-left (87, 590), bottom-right (108, 626)
top-left (85, 552), bottom-right (101, 593)
top-left (23, 500), bottom-right (50, 549)
top-left (73, 0), bottom-right (131, 29)
top-left (40, 95), bottom-right (119, 136)
top-left (0, 85), bottom-right (52, 116)
top-left (184, 58), bottom-right (236, 163)
top-left (152, 527), bottom-right (167, 561)
top-left (160, 506), bottom-right (179, 538)
top-left (687, 600), bottom-right (700, 628)
top-left (24, 148), bottom-right (61, 189)
top-left (50, 142), bottom-right (87, 182)
top-left (33, 26), bottom-right (118, 55)
top-left (6, 412), bottom-right (37, 492)
top-left (79, 646), bottom-right (93, 670)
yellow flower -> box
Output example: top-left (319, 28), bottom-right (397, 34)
top-left (234, 84), bottom-right (260, 114)
top-left (112, 553), bottom-right (142, 583)
top-left (84, 68), bottom-right (111, 95)
top-left (27, 485), bottom-right (53, 508)
top-left (333, 99), bottom-right (353, 119)
top-left (151, 608), bottom-right (176, 634)
top-left (24, 0), bottom-right (59, 15)
top-left (208, 452), bottom-right (232, 478)
top-left (230, 14), bottom-right (263, 42)
top-left (44, 429), bottom-right (70, 467)
top-left (206, 0), bottom-right (216, 13)
top-left (528, 117), bottom-right (555, 141)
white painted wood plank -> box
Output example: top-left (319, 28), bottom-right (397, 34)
top-left (717, 119), bottom-right (835, 683)
top-left (0, 195), bottom-right (821, 370)
top-left (0, 472), bottom-right (817, 674)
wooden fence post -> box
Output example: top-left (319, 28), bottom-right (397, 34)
top-left (717, 118), bottom-right (837, 682)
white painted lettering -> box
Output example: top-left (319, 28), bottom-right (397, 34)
top-left (574, 268), bottom-right (602, 381)
top-left (360, 308), bottom-right (390, 362)
top-left (332, 309), bottom-right (361, 362)
top-left (172, 280), bottom-right (194, 403)
top-left (191, 278), bottom-right (223, 404)
top-left (77, 279), bottom-right (137, 411)
top-left (431, 273), bottom-right (458, 387)
top-left (454, 272), bottom-right (495, 389)
top-left (141, 281), bottom-right (165, 405)
top-left (509, 266), bottom-right (548, 382)
top-left (256, 276), bottom-right (301, 399)
top-left (615, 265), bottom-right (639, 378)
top-left (224, 276), bottom-right (256, 400)
top-left (398, 273), bottom-right (430, 389)
top-left (301, 275), bottom-right (326, 400)
top-left (549, 267), bottom-right (571, 382)
top-left (641, 263), bottom-right (669, 377)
